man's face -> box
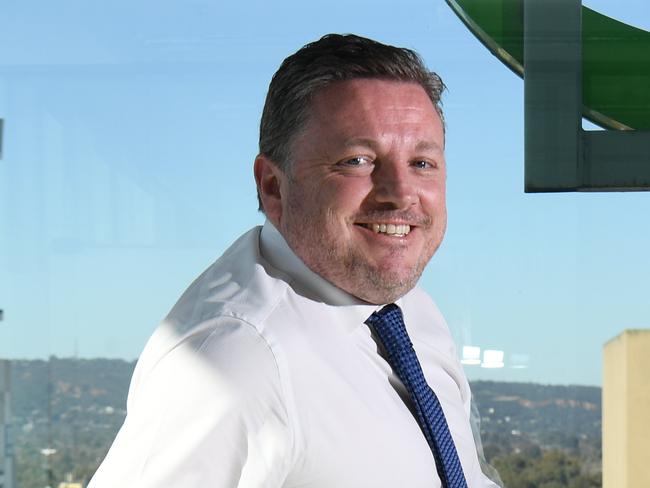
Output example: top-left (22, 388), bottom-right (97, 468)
top-left (261, 78), bottom-right (446, 304)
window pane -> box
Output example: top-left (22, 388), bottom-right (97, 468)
top-left (1, 1), bottom-right (648, 487)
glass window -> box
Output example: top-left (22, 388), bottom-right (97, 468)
top-left (1, 1), bottom-right (648, 486)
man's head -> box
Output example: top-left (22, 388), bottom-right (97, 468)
top-left (254, 34), bottom-right (447, 304)
top-left (258, 33), bottom-right (445, 175)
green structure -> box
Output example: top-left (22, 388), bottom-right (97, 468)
top-left (447, 0), bottom-right (650, 191)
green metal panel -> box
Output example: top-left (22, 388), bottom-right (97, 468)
top-left (447, 0), bottom-right (650, 192)
top-left (446, 0), bottom-right (650, 130)
top-left (446, 0), bottom-right (525, 77)
top-left (523, 0), bottom-right (583, 191)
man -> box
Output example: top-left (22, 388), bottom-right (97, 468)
top-left (90, 34), bottom-right (499, 487)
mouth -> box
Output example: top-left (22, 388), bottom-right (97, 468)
top-left (357, 223), bottom-right (412, 237)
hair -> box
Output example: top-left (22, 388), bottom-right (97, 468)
top-left (257, 33), bottom-right (446, 209)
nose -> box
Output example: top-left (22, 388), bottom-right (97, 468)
top-left (371, 160), bottom-right (417, 209)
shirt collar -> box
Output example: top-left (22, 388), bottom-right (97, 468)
top-left (259, 220), bottom-right (390, 315)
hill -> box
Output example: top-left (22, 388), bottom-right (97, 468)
top-left (7, 358), bottom-right (602, 487)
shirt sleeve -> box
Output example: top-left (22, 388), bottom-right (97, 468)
top-left (88, 318), bottom-right (294, 488)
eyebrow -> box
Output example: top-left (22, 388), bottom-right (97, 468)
top-left (414, 140), bottom-right (444, 154)
top-left (342, 137), bottom-right (444, 154)
top-left (341, 137), bottom-right (377, 149)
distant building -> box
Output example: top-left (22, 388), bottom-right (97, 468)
top-left (0, 360), bottom-right (15, 488)
top-left (603, 329), bottom-right (650, 488)
top-left (58, 471), bottom-right (84, 488)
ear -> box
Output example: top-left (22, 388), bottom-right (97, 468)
top-left (254, 154), bottom-right (284, 227)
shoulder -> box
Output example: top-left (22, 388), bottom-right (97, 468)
top-left (129, 315), bottom-right (284, 410)
top-left (129, 226), bottom-right (294, 405)
top-left (165, 226), bottom-right (291, 334)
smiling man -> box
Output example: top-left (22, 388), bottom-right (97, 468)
top-left (90, 34), bottom-right (500, 488)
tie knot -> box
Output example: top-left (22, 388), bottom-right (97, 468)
top-left (373, 303), bottom-right (403, 322)
top-left (365, 303), bottom-right (412, 353)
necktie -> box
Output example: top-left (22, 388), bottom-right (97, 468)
top-left (365, 304), bottom-right (468, 488)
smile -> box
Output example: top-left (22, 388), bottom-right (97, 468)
top-left (361, 223), bottom-right (411, 237)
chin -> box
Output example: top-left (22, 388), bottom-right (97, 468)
top-left (355, 287), bottom-right (411, 305)
top-left (348, 272), bottom-right (419, 304)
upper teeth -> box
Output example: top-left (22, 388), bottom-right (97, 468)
top-left (367, 223), bottom-right (411, 236)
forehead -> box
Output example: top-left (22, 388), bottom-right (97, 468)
top-left (304, 78), bottom-right (443, 140)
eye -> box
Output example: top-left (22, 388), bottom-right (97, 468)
top-left (412, 160), bottom-right (436, 170)
top-left (338, 156), bottom-right (373, 167)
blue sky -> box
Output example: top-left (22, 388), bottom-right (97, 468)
top-left (1, 0), bottom-right (648, 386)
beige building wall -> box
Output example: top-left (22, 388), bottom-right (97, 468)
top-left (603, 329), bottom-right (650, 488)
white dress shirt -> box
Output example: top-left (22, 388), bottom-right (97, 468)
top-left (90, 221), bottom-right (499, 487)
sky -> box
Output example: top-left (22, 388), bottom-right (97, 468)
top-left (0, 0), bottom-right (648, 386)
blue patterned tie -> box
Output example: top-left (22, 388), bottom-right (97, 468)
top-left (365, 304), bottom-right (468, 488)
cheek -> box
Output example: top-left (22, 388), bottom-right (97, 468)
top-left (423, 180), bottom-right (446, 210)
top-left (420, 192), bottom-right (446, 217)
top-left (320, 179), bottom-right (369, 213)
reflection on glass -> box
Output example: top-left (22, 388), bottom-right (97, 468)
top-left (461, 345), bottom-right (481, 365)
top-left (481, 350), bottom-right (505, 369)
